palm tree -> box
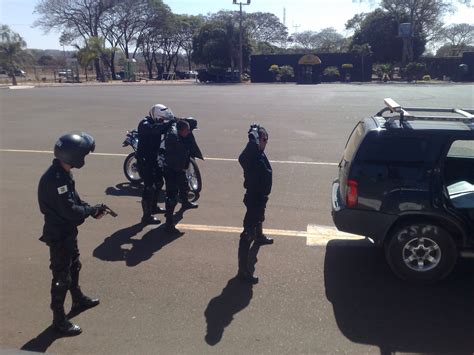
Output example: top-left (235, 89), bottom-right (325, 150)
top-left (75, 47), bottom-right (97, 81)
top-left (0, 25), bottom-right (28, 86)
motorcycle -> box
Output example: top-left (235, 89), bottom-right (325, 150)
top-left (122, 119), bottom-right (203, 200)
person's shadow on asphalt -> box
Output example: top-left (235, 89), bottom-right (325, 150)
top-left (21, 326), bottom-right (69, 353)
top-left (93, 210), bottom-right (185, 267)
top-left (204, 243), bottom-right (260, 345)
top-left (105, 183), bottom-right (168, 205)
top-left (105, 182), bottom-right (143, 197)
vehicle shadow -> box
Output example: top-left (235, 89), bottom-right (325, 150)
top-left (93, 210), bottom-right (185, 267)
top-left (324, 239), bottom-right (474, 355)
top-left (204, 243), bottom-right (260, 346)
top-left (21, 326), bottom-right (68, 353)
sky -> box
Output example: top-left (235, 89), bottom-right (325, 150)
top-left (0, 0), bottom-right (473, 50)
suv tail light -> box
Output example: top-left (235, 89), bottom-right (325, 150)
top-left (346, 180), bottom-right (358, 207)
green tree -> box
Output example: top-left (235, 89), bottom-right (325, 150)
top-left (351, 43), bottom-right (373, 81)
top-left (180, 15), bottom-right (205, 71)
top-left (192, 17), bottom-right (251, 71)
top-left (34, 0), bottom-right (115, 80)
top-left (37, 54), bottom-right (56, 66)
top-left (244, 12), bottom-right (288, 45)
top-left (292, 28), bottom-right (348, 52)
top-left (0, 25), bottom-right (28, 85)
top-left (348, 9), bottom-right (426, 63)
top-left (75, 47), bottom-right (97, 81)
top-left (436, 23), bottom-right (474, 56)
top-left (137, 2), bottom-right (173, 79)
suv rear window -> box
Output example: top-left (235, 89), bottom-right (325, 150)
top-left (356, 136), bottom-right (434, 163)
top-left (343, 122), bottom-right (364, 162)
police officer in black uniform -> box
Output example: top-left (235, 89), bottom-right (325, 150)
top-left (164, 119), bottom-right (203, 234)
top-left (38, 132), bottom-right (103, 335)
top-left (238, 124), bottom-right (274, 284)
top-left (137, 104), bottom-right (175, 225)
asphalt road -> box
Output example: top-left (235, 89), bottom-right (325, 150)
top-left (1, 83), bottom-right (473, 354)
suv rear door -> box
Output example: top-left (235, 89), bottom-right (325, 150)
top-left (335, 118), bottom-right (374, 208)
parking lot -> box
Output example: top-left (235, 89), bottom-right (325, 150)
top-left (1, 83), bottom-right (473, 354)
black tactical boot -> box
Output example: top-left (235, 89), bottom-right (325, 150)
top-left (152, 205), bottom-right (166, 214)
top-left (141, 198), bottom-right (161, 224)
top-left (238, 231), bottom-right (259, 284)
top-left (70, 294), bottom-right (100, 314)
top-left (164, 216), bottom-right (181, 234)
top-left (181, 200), bottom-right (198, 210)
top-left (141, 215), bottom-right (161, 225)
top-left (254, 223), bottom-right (273, 245)
top-left (52, 310), bottom-right (82, 336)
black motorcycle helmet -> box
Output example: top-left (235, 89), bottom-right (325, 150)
top-left (54, 132), bottom-right (95, 169)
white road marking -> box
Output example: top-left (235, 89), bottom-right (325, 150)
top-left (305, 224), bottom-right (367, 246)
top-left (171, 223), bottom-right (366, 247)
top-left (0, 149), bottom-right (338, 166)
top-left (8, 85), bottom-right (35, 90)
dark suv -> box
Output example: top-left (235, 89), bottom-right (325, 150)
top-left (332, 99), bottom-right (473, 283)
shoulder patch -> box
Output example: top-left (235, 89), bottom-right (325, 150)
top-left (57, 185), bottom-right (68, 194)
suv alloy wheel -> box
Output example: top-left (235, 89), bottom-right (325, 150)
top-left (385, 222), bottom-right (458, 283)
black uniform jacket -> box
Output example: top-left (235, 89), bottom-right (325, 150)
top-left (136, 117), bottom-right (173, 162)
top-left (38, 159), bottom-right (93, 241)
top-left (165, 123), bottom-right (203, 172)
top-left (239, 141), bottom-right (272, 196)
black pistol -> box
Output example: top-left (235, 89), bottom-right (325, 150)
top-left (101, 204), bottom-right (118, 217)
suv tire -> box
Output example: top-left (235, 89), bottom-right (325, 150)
top-left (385, 222), bottom-right (458, 283)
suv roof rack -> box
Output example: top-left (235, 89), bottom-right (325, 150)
top-left (376, 98), bottom-right (474, 126)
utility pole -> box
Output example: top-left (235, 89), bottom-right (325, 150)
top-left (233, 0), bottom-right (251, 82)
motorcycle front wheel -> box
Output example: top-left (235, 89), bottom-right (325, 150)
top-left (123, 152), bottom-right (143, 185)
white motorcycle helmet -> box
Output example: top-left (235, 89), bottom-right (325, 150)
top-left (149, 104), bottom-right (174, 122)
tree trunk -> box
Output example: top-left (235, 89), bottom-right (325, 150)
top-left (110, 51), bottom-right (117, 80)
top-left (94, 58), bottom-right (103, 81)
top-left (11, 74), bottom-right (17, 86)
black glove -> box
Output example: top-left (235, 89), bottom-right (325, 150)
top-left (90, 204), bottom-right (105, 218)
top-left (248, 123), bottom-right (260, 142)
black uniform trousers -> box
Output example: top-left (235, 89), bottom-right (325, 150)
top-left (47, 227), bottom-right (82, 312)
top-left (239, 193), bottom-right (268, 273)
top-left (137, 158), bottom-right (164, 215)
top-left (243, 193), bottom-right (268, 231)
top-left (164, 168), bottom-right (189, 219)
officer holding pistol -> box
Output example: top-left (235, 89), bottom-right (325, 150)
top-left (38, 132), bottom-right (104, 335)
top-left (237, 124), bottom-right (274, 284)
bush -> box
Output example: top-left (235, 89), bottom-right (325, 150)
top-left (422, 75), bottom-right (431, 81)
top-left (374, 63), bottom-right (393, 81)
top-left (323, 66), bottom-right (340, 82)
top-left (405, 62), bottom-right (427, 81)
top-left (268, 64), bottom-right (279, 81)
top-left (278, 65), bottom-right (294, 82)
top-left (268, 65), bottom-right (294, 82)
